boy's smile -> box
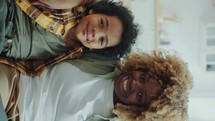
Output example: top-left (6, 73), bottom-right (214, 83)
top-left (75, 13), bottom-right (123, 49)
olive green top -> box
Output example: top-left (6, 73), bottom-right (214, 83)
top-left (6, 4), bottom-right (70, 60)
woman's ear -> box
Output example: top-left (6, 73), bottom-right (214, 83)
top-left (89, 9), bottom-right (94, 15)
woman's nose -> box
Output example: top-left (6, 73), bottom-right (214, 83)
top-left (131, 79), bottom-right (142, 91)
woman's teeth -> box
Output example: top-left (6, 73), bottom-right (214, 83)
top-left (123, 79), bottom-right (128, 93)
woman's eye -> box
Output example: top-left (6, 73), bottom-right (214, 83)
top-left (137, 92), bottom-right (143, 101)
top-left (141, 74), bottom-right (145, 82)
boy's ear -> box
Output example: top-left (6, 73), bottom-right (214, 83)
top-left (89, 9), bottom-right (94, 15)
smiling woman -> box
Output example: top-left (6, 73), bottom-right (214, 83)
top-left (113, 71), bottom-right (164, 107)
top-left (0, 50), bottom-right (193, 121)
top-left (113, 50), bottom-right (193, 121)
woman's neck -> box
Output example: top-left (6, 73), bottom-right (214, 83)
top-left (113, 91), bottom-right (124, 106)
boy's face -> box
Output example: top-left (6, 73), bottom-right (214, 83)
top-left (114, 71), bottom-right (163, 106)
top-left (75, 12), bottom-right (123, 49)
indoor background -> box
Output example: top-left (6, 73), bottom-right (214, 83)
top-left (120, 0), bottom-right (215, 120)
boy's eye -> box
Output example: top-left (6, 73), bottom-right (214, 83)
top-left (100, 19), bottom-right (104, 28)
top-left (100, 37), bottom-right (104, 45)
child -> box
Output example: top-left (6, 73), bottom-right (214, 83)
top-left (0, 0), bottom-right (139, 76)
top-left (1, 0), bottom-right (138, 59)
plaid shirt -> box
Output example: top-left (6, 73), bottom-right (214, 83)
top-left (0, 47), bottom-right (83, 76)
top-left (2, 0), bottom-right (87, 76)
top-left (15, 0), bottom-right (85, 35)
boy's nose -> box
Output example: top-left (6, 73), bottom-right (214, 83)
top-left (90, 32), bottom-right (105, 42)
top-left (94, 27), bottom-right (105, 37)
top-left (87, 32), bottom-right (95, 42)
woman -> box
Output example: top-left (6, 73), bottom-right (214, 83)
top-left (113, 50), bottom-right (193, 121)
top-left (0, 50), bottom-right (193, 121)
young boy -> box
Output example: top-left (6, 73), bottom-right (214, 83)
top-left (0, 0), bottom-right (139, 76)
top-left (1, 0), bottom-right (138, 59)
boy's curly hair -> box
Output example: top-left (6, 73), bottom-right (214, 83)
top-left (85, 0), bottom-right (139, 58)
top-left (113, 50), bottom-right (193, 121)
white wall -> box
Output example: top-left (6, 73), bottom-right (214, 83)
top-left (131, 0), bottom-right (156, 52)
top-left (131, 0), bottom-right (215, 120)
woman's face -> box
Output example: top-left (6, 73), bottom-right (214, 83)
top-left (114, 71), bottom-right (163, 106)
top-left (75, 12), bottom-right (123, 49)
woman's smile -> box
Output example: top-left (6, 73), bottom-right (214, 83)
top-left (119, 76), bottom-right (132, 97)
top-left (114, 71), bottom-right (163, 106)
top-left (123, 78), bottom-right (128, 94)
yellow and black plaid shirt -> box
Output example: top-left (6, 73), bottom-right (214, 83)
top-left (0, 0), bottom-right (87, 76)
top-left (15, 0), bottom-right (85, 35)
top-left (0, 47), bottom-right (83, 76)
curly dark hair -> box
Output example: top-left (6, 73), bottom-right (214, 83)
top-left (84, 0), bottom-right (139, 58)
